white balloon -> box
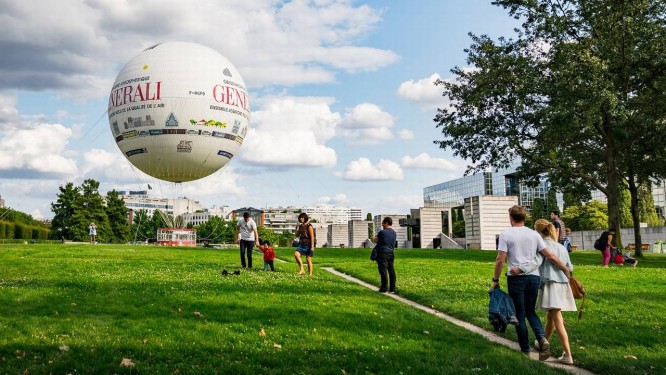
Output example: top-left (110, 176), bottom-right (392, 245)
top-left (108, 42), bottom-right (250, 182)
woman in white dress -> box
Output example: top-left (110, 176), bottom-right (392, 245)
top-left (512, 219), bottom-right (576, 365)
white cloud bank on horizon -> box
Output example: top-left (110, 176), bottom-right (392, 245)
top-left (401, 152), bottom-right (461, 171)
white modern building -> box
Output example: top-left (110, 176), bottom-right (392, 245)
top-left (305, 205), bottom-right (363, 224)
top-left (181, 206), bottom-right (232, 227)
top-left (327, 223), bottom-right (349, 248)
top-left (118, 190), bottom-right (203, 221)
top-left (463, 196), bottom-right (518, 250)
top-left (262, 207), bottom-right (302, 234)
top-left (348, 220), bottom-right (372, 248)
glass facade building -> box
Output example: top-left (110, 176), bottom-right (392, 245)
top-left (423, 167), bottom-right (551, 212)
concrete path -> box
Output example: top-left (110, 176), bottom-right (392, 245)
top-left (323, 267), bottom-right (596, 375)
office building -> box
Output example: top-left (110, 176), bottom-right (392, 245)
top-left (118, 190), bottom-right (203, 222)
top-left (327, 223), bottom-right (349, 248)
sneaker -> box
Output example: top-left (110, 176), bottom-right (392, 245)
top-left (538, 338), bottom-right (551, 361)
top-left (389, 290), bottom-right (397, 294)
top-left (378, 289), bottom-right (388, 293)
top-left (557, 352), bottom-right (574, 365)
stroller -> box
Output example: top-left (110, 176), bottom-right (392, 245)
top-left (612, 248), bottom-right (625, 266)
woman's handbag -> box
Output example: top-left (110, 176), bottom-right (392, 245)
top-left (569, 275), bottom-right (586, 321)
top-left (569, 276), bottom-right (585, 299)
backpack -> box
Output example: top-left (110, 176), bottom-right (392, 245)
top-left (593, 238), bottom-right (605, 251)
top-left (563, 237), bottom-right (572, 253)
top-left (311, 225), bottom-right (317, 246)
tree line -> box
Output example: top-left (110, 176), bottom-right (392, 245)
top-left (0, 207), bottom-right (50, 241)
top-left (49, 179), bottom-right (300, 245)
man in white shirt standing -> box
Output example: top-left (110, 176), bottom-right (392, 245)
top-left (491, 205), bottom-right (570, 358)
top-left (235, 212), bottom-right (259, 269)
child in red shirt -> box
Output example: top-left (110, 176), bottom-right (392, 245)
top-left (259, 240), bottom-right (275, 272)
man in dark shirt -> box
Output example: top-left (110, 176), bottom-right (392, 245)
top-left (373, 217), bottom-right (397, 293)
top-left (550, 210), bottom-right (566, 245)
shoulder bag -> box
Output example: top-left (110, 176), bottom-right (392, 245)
top-left (569, 275), bottom-right (586, 321)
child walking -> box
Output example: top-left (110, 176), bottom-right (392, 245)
top-left (259, 240), bottom-right (275, 272)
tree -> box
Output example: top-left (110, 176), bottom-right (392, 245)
top-left (196, 217), bottom-right (234, 244)
top-left (434, 0), bottom-right (666, 256)
top-left (546, 189), bottom-right (559, 216)
top-left (105, 190), bottom-right (129, 243)
top-left (68, 179), bottom-right (112, 242)
top-left (129, 209), bottom-right (153, 242)
top-left (525, 197), bottom-right (546, 229)
top-left (639, 184), bottom-right (664, 227)
top-left (50, 182), bottom-right (80, 240)
top-left (562, 200), bottom-right (608, 231)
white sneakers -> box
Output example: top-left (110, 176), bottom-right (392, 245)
top-left (558, 352), bottom-right (574, 365)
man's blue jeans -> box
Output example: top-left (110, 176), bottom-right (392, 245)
top-left (507, 275), bottom-right (545, 352)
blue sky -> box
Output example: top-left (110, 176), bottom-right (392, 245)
top-left (0, 0), bottom-right (519, 219)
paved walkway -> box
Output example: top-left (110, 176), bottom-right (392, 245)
top-left (323, 267), bottom-right (596, 375)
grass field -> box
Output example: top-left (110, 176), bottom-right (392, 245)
top-left (0, 244), bottom-right (664, 374)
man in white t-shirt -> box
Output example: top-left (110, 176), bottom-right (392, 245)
top-left (491, 205), bottom-right (570, 357)
top-left (235, 212), bottom-right (259, 269)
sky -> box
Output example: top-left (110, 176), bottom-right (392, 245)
top-left (0, 0), bottom-right (520, 220)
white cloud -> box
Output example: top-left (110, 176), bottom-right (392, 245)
top-left (240, 95), bottom-right (339, 167)
top-left (339, 103), bottom-right (395, 144)
top-left (396, 73), bottom-right (444, 109)
top-left (401, 153), bottom-right (461, 171)
top-left (79, 149), bottom-right (139, 183)
top-left (179, 167), bottom-right (247, 199)
top-left (397, 129), bottom-right (415, 140)
top-left (0, 121), bottom-right (77, 178)
top-left (31, 209), bottom-right (45, 220)
top-left (380, 194), bottom-right (424, 213)
top-left (342, 157), bottom-right (403, 181)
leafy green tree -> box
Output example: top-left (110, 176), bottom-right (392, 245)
top-left (105, 190), bottom-right (129, 243)
top-left (129, 209), bottom-right (153, 242)
top-left (50, 182), bottom-right (80, 240)
top-left (434, 0), bottom-right (666, 256)
top-left (531, 198), bottom-right (547, 222)
top-left (619, 188), bottom-right (633, 229)
top-left (546, 189), bottom-right (559, 216)
top-left (257, 226), bottom-right (278, 246)
top-left (639, 184), bottom-right (664, 227)
top-left (562, 200), bottom-right (608, 231)
top-left (196, 216), bottom-right (234, 243)
top-left (67, 179), bottom-right (112, 242)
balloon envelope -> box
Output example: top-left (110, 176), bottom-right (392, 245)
top-left (108, 42), bottom-right (250, 182)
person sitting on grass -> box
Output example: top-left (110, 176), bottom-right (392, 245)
top-left (258, 240), bottom-right (275, 272)
top-left (622, 248), bottom-right (638, 268)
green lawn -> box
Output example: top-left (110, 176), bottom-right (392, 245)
top-left (0, 244), bottom-right (663, 374)
top-left (318, 247), bottom-right (666, 375)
